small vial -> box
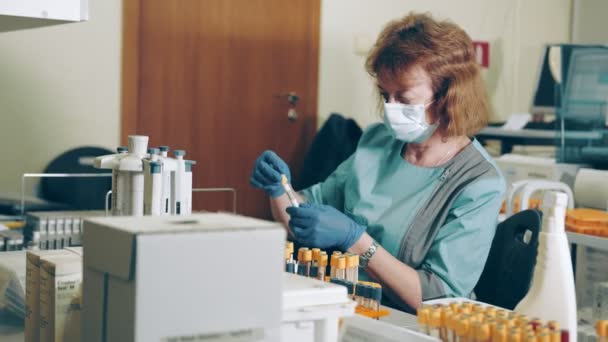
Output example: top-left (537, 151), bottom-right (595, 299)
top-left (470, 321), bottom-right (482, 342)
top-left (597, 321), bottom-right (608, 342)
top-left (449, 302), bottom-right (460, 313)
top-left (447, 314), bottom-right (459, 342)
top-left (493, 324), bottom-right (508, 342)
top-left (507, 329), bottom-right (522, 342)
top-left (355, 283), bottom-right (364, 307)
top-left (560, 329), bottom-right (569, 342)
top-left (516, 315), bottom-right (530, 328)
top-left (336, 256), bottom-right (346, 280)
top-left (330, 254), bottom-right (339, 278)
top-left (346, 254), bottom-right (359, 283)
top-left (441, 308), bottom-right (454, 342)
top-left (418, 306), bottom-right (431, 335)
top-left (537, 333), bottom-right (551, 342)
top-left (312, 248), bottom-right (321, 265)
top-left (547, 321), bottom-right (559, 332)
top-left (530, 318), bottom-right (542, 332)
top-left (456, 317), bottom-right (470, 342)
top-left (476, 323), bottom-right (491, 342)
top-left (550, 331), bottom-right (561, 342)
top-left (485, 307), bottom-right (497, 318)
top-left (317, 252), bottom-right (328, 281)
top-left (429, 308), bottom-right (442, 340)
top-left (472, 304), bottom-right (485, 314)
top-left (460, 303), bottom-right (473, 315)
top-left (285, 262), bottom-right (295, 273)
top-left (524, 333), bottom-right (537, 342)
top-left (297, 248), bottom-right (312, 277)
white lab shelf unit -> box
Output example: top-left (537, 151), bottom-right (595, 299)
top-left (0, 0), bottom-right (88, 21)
top-left (568, 232), bottom-right (608, 251)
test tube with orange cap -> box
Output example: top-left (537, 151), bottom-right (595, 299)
top-left (476, 323), bottom-right (492, 342)
top-left (537, 333), bottom-right (551, 342)
top-left (297, 247), bottom-right (312, 277)
top-left (417, 306), bottom-right (431, 335)
top-left (547, 321), bottom-right (559, 332)
top-left (317, 252), bottom-right (328, 281)
top-left (507, 328), bottom-right (522, 342)
top-left (455, 317), bottom-right (471, 342)
top-left (597, 320), bottom-right (608, 342)
top-left (336, 256), bottom-right (347, 280)
top-left (311, 248), bottom-right (321, 264)
top-left (441, 307), bottom-right (454, 342)
top-left (550, 331), bottom-right (560, 342)
top-left (330, 252), bottom-right (341, 278)
top-left (446, 313), bottom-right (459, 342)
top-left (523, 333), bottom-right (537, 342)
top-left (429, 307), bottom-right (442, 339)
top-left (493, 324), bottom-right (508, 342)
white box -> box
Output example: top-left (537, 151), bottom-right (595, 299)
top-left (82, 213), bottom-right (286, 342)
top-left (495, 154), bottom-right (583, 189)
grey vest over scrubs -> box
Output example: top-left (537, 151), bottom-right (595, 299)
top-left (383, 142), bottom-right (499, 312)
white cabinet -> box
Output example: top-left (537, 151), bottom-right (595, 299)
top-left (0, 0), bottom-right (88, 21)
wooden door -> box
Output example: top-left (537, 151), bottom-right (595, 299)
top-left (122, 0), bottom-right (320, 218)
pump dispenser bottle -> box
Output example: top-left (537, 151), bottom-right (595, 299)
top-left (514, 191), bottom-right (577, 342)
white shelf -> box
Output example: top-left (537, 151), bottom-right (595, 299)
top-left (0, 0), bottom-right (88, 22)
top-left (567, 232), bottom-right (608, 251)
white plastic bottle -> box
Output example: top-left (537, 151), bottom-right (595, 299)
top-left (120, 135), bottom-right (148, 216)
top-left (184, 160), bottom-right (195, 214)
top-left (171, 150), bottom-right (187, 215)
top-left (143, 148), bottom-right (162, 216)
top-left (158, 146), bottom-right (175, 216)
top-left (515, 191), bottom-right (577, 341)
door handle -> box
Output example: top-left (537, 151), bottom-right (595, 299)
top-left (276, 91), bottom-right (299, 122)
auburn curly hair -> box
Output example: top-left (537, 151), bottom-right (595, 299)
top-left (366, 12), bottom-right (489, 137)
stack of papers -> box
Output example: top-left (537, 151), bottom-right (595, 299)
top-left (0, 251), bottom-right (26, 319)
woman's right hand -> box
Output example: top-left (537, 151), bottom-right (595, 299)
top-left (250, 150), bottom-right (291, 198)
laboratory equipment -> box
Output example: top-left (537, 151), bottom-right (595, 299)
top-left (95, 137), bottom-right (196, 217)
top-left (515, 192), bottom-right (577, 341)
top-left (143, 155), bottom-right (162, 216)
top-left (317, 252), bottom-right (327, 281)
top-left (282, 174), bottom-right (300, 207)
top-left (297, 248), bottom-right (312, 277)
top-left (598, 321), bottom-right (608, 342)
top-left (25, 210), bottom-right (104, 250)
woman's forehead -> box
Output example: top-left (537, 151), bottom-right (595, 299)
top-left (377, 65), bottom-right (431, 90)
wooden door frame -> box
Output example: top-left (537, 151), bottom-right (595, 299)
top-left (121, 0), bottom-right (141, 145)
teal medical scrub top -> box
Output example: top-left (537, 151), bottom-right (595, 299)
top-left (300, 123), bottom-right (506, 298)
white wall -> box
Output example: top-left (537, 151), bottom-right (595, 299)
top-left (0, 0), bottom-right (122, 195)
top-left (318, 0), bottom-right (572, 129)
top-left (572, 0), bottom-right (608, 44)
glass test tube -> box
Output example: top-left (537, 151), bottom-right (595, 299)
top-left (456, 317), bottom-right (470, 342)
top-left (317, 252), bottom-right (328, 281)
top-left (471, 321), bottom-right (482, 342)
top-left (507, 329), bottom-right (522, 342)
top-left (550, 331), bottom-right (560, 342)
top-left (537, 333), bottom-right (551, 342)
top-left (297, 248), bottom-right (312, 276)
top-left (418, 306), bottom-right (431, 335)
top-left (336, 256), bottom-right (346, 280)
top-left (447, 314), bottom-right (459, 342)
top-left (330, 254), bottom-right (339, 278)
top-left (493, 324), bottom-right (508, 342)
top-left (429, 308), bottom-right (442, 340)
top-left (372, 286), bottom-right (382, 313)
top-left (346, 254), bottom-right (357, 282)
top-left (524, 333), bottom-right (537, 342)
top-left (441, 308), bottom-right (453, 342)
top-left (477, 323), bottom-right (491, 342)
top-left (597, 321), bottom-right (608, 342)
top-left (312, 248), bottom-right (321, 265)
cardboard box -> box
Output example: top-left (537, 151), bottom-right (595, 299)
top-left (82, 213), bottom-right (286, 342)
top-left (26, 249), bottom-right (74, 342)
top-left (39, 253), bottom-right (83, 342)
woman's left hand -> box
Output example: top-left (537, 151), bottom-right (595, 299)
top-left (286, 203), bottom-right (366, 250)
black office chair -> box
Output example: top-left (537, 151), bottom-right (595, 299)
top-left (39, 146), bottom-right (113, 210)
top-left (474, 209), bottom-right (543, 310)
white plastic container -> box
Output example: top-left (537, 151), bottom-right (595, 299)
top-left (143, 157), bottom-right (162, 216)
top-left (282, 273), bottom-right (355, 342)
top-left (158, 146), bottom-right (175, 216)
top-left (184, 160), bottom-right (195, 214)
top-left (515, 191), bottom-right (578, 341)
top-left (171, 150), bottom-right (187, 215)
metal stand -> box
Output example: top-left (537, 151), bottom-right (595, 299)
top-left (20, 173), bottom-right (112, 216)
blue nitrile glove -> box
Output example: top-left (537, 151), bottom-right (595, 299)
top-left (286, 203), bottom-right (366, 251)
top-left (250, 150), bottom-right (291, 198)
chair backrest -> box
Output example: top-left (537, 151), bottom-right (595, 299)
top-left (39, 146), bottom-right (113, 210)
top-left (474, 209), bottom-right (542, 309)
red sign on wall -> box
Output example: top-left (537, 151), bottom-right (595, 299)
top-left (472, 41), bottom-right (490, 68)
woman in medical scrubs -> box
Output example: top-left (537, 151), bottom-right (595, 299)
top-left (251, 12), bottom-right (506, 312)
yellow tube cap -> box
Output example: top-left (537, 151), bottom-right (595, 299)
top-left (302, 249), bottom-right (312, 262)
top-left (346, 254), bottom-right (358, 268)
top-left (597, 320), bottom-right (608, 337)
top-left (429, 309), bottom-right (442, 328)
top-left (417, 307), bottom-right (430, 325)
top-left (312, 248), bottom-right (321, 260)
top-left (456, 318), bottom-right (470, 337)
top-left (318, 253), bottom-right (328, 267)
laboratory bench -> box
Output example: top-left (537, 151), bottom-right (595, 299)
top-left (0, 305), bottom-right (419, 342)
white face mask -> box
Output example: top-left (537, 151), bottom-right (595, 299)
top-left (383, 101), bottom-right (438, 143)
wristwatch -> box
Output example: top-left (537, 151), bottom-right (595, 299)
top-left (359, 240), bottom-right (378, 267)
